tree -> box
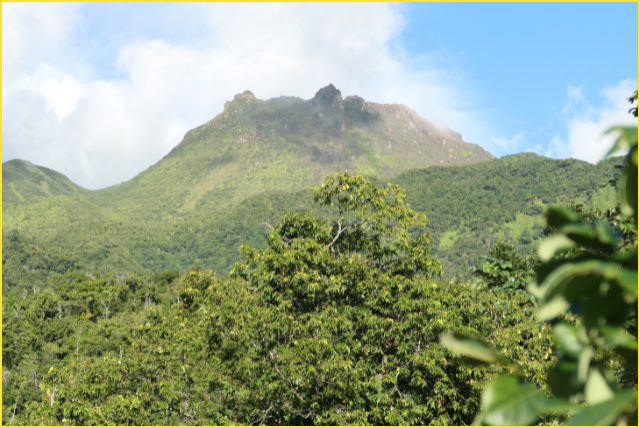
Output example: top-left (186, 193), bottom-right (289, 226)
top-left (442, 93), bottom-right (638, 426)
top-left (473, 240), bottom-right (539, 292)
top-left (208, 172), bottom-right (556, 425)
top-left (25, 269), bottom-right (217, 426)
top-left (29, 173), bottom-right (559, 425)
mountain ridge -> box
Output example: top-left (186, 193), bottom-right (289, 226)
top-left (5, 85), bottom-right (621, 285)
top-left (2, 159), bottom-right (88, 205)
top-left (3, 85), bottom-right (494, 219)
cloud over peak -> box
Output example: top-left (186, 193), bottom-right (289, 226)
top-left (4, 3), bottom-right (487, 189)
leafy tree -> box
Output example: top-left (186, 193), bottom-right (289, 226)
top-left (24, 269), bottom-right (216, 426)
top-left (27, 173), bottom-right (560, 425)
top-left (442, 94), bottom-right (638, 426)
top-left (473, 240), bottom-right (539, 292)
top-left (1, 270), bottom-right (183, 425)
top-left (207, 172), bottom-right (556, 425)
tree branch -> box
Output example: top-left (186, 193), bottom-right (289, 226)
top-left (327, 219), bottom-right (348, 249)
top-left (269, 351), bottom-right (304, 403)
top-left (250, 405), bottom-right (274, 425)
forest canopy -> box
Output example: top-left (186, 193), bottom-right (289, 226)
top-left (2, 94), bottom-right (636, 426)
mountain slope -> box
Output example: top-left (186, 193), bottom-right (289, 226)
top-left (2, 154), bottom-right (621, 289)
top-left (86, 84), bottom-right (494, 219)
top-left (2, 159), bottom-right (88, 205)
top-left (2, 160), bottom-right (119, 236)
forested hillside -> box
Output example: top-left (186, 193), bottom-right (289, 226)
top-left (2, 153), bottom-right (621, 291)
top-left (2, 173), bottom-right (560, 425)
top-left (2, 161), bottom-right (635, 425)
top-left (396, 153), bottom-right (620, 276)
top-left (2, 159), bottom-right (88, 205)
top-left (2, 82), bottom-right (635, 426)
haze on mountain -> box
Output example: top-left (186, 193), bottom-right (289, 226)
top-left (4, 84), bottom-right (494, 220)
top-left (2, 82), bottom-right (619, 285)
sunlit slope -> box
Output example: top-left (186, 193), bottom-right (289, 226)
top-left (2, 160), bottom-right (120, 232)
top-left (2, 159), bottom-right (88, 205)
top-left (394, 153), bottom-right (620, 276)
top-left (87, 84), bottom-right (494, 219)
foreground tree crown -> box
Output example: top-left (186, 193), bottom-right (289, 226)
top-left (442, 93), bottom-right (638, 426)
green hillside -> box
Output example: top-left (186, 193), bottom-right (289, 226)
top-left (2, 150), bottom-right (633, 426)
top-left (1, 85), bottom-right (621, 288)
top-left (84, 84), bottom-right (494, 219)
top-left (2, 79), bottom-right (636, 427)
top-left (2, 153), bottom-right (620, 290)
top-left (395, 153), bottom-right (620, 276)
top-left (2, 159), bottom-right (88, 205)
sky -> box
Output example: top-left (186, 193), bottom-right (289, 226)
top-left (2, 2), bottom-right (638, 190)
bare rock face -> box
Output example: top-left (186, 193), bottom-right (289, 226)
top-left (223, 90), bottom-right (256, 113)
top-left (344, 95), bottom-right (365, 112)
top-left (312, 84), bottom-right (344, 112)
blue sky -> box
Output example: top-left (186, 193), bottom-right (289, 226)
top-left (3, 2), bottom-right (638, 189)
top-left (400, 2), bottom-right (638, 153)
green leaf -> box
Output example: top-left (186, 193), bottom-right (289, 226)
top-left (583, 285), bottom-right (629, 330)
top-left (557, 221), bottom-right (618, 253)
top-left (533, 260), bottom-right (631, 322)
top-left (577, 346), bottom-right (594, 385)
top-left (604, 126), bottom-right (638, 158)
top-left (594, 220), bottom-right (619, 247)
top-left (614, 248), bottom-right (638, 272)
top-left (599, 325), bottom-right (638, 350)
top-left (552, 323), bottom-right (583, 358)
top-left (584, 368), bottom-right (614, 405)
top-left (479, 375), bottom-right (549, 426)
top-left (547, 360), bottom-right (582, 400)
top-left (536, 295), bottom-right (570, 322)
top-left (615, 267), bottom-right (638, 297)
top-left (545, 206), bottom-right (581, 229)
top-left (538, 235), bottom-right (577, 262)
top-left (569, 390), bottom-right (637, 426)
top-left (605, 127), bottom-right (638, 222)
top-left (439, 332), bottom-right (506, 366)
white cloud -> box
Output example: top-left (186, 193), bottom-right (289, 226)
top-left (2, 3), bottom-right (80, 83)
top-left (3, 3), bottom-right (494, 189)
top-left (491, 132), bottom-right (527, 153)
top-left (554, 80), bottom-right (637, 163)
top-left (17, 64), bottom-right (86, 120)
top-left (546, 135), bottom-right (569, 159)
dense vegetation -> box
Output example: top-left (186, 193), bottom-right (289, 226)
top-left (4, 173), bottom-right (562, 425)
top-left (2, 161), bottom-right (634, 424)
top-left (2, 84), bottom-right (635, 425)
top-left (2, 154), bottom-right (620, 293)
top-left (442, 96), bottom-right (638, 426)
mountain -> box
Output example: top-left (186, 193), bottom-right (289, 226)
top-left (84, 84), bottom-right (494, 219)
top-left (2, 84), bottom-right (621, 288)
top-left (2, 159), bottom-right (119, 238)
